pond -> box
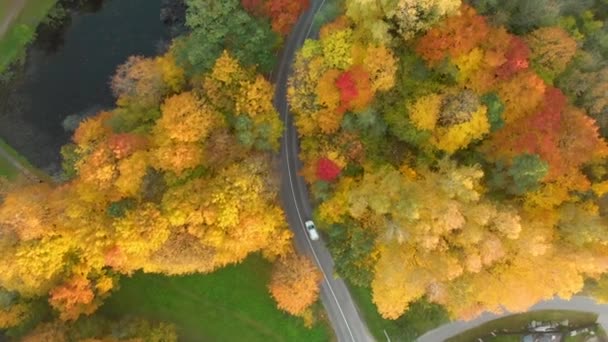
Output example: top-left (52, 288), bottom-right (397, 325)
top-left (0, 0), bottom-right (173, 175)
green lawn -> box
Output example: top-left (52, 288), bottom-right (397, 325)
top-left (447, 310), bottom-right (599, 342)
top-left (348, 284), bottom-right (449, 341)
top-left (0, 138), bottom-right (26, 179)
top-left (0, 138), bottom-right (47, 181)
top-left (99, 255), bottom-right (332, 342)
top-left (0, 0), bottom-right (58, 73)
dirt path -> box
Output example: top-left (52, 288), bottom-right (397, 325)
top-left (0, 145), bottom-right (39, 181)
top-left (0, 0), bottom-right (27, 39)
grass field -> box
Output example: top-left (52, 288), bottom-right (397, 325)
top-left (99, 255), bottom-right (332, 342)
top-left (447, 310), bottom-right (599, 342)
top-left (0, 0), bottom-right (58, 73)
top-left (0, 138), bottom-right (48, 181)
top-left (0, 138), bottom-right (27, 179)
top-left (348, 284), bottom-right (449, 341)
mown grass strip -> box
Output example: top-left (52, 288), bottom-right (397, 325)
top-left (0, 0), bottom-right (58, 73)
top-left (100, 255), bottom-right (331, 342)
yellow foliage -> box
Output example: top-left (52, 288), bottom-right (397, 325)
top-left (321, 28), bottom-right (354, 69)
top-left (0, 237), bottom-right (73, 296)
top-left (210, 50), bottom-right (243, 84)
top-left (156, 53), bottom-right (185, 93)
top-left (152, 143), bottom-right (203, 175)
top-left (115, 204), bottom-right (171, 262)
top-left (363, 44), bottom-right (397, 92)
top-left (157, 92), bottom-right (218, 143)
top-left (0, 302), bottom-right (30, 329)
top-left (454, 48), bottom-right (483, 85)
top-left (316, 69), bottom-right (341, 111)
top-left (236, 75), bottom-right (275, 120)
top-left (592, 180), bottom-right (608, 197)
top-left (432, 106), bottom-right (489, 153)
top-left (115, 151), bottom-right (149, 197)
top-left (409, 94), bottom-right (442, 130)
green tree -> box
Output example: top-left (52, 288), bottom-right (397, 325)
top-left (175, 0), bottom-right (279, 74)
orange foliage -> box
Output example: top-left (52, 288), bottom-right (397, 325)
top-left (48, 275), bottom-right (98, 321)
top-left (269, 254), bottom-right (322, 315)
top-left (496, 70), bottom-right (546, 124)
top-left (416, 5), bottom-right (489, 64)
top-left (265, 0), bottom-right (310, 36)
top-left (0, 183), bottom-right (54, 241)
top-left (107, 133), bottom-right (147, 159)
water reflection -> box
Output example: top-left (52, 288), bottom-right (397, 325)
top-left (0, 0), bottom-right (169, 175)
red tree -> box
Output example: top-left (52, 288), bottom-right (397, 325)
top-left (317, 158), bottom-right (341, 181)
top-left (496, 36), bottom-right (530, 79)
top-left (335, 66), bottom-right (373, 113)
top-left (265, 0), bottom-right (310, 36)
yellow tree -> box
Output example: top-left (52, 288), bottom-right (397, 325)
top-left (269, 253), bottom-right (322, 315)
top-left (155, 92), bottom-right (221, 144)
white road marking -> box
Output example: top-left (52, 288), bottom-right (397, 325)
top-left (279, 1), bottom-right (356, 341)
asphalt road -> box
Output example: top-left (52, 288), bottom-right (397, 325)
top-left (417, 296), bottom-right (608, 341)
top-left (273, 1), bottom-right (375, 341)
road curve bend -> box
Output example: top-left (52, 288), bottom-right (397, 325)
top-left (417, 296), bottom-right (608, 342)
top-left (273, 1), bottom-right (375, 341)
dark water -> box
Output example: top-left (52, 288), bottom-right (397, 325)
top-left (0, 0), bottom-right (170, 174)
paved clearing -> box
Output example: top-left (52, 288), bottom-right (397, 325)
top-left (418, 296), bottom-right (608, 341)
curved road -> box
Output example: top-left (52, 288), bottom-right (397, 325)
top-left (273, 1), bottom-right (374, 341)
top-left (418, 296), bottom-right (608, 341)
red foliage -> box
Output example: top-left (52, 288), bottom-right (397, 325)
top-left (241, 0), bottom-right (265, 16)
top-left (495, 36), bottom-right (530, 79)
top-left (107, 133), bottom-right (147, 159)
top-left (316, 158), bottom-right (341, 181)
top-left (242, 0), bottom-right (309, 36)
top-left (265, 0), bottom-right (310, 36)
top-left (335, 66), bottom-right (373, 113)
top-left (336, 71), bottom-right (359, 108)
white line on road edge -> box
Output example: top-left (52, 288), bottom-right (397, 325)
top-left (283, 103), bottom-right (356, 342)
top-left (280, 2), bottom-right (356, 340)
top-left (384, 329), bottom-right (391, 342)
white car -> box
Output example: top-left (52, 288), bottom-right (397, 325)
top-left (305, 220), bottom-right (319, 241)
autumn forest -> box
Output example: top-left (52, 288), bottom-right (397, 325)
top-left (1, 0), bottom-right (608, 340)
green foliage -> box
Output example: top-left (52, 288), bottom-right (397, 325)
top-left (384, 106), bottom-right (432, 148)
top-left (107, 198), bottom-right (136, 218)
top-left (469, 0), bottom-right (561, 34)
top-left (325, 222), bottom-right (376, 287)
top-left (481, 92), bottom-right (505, 132)
top-left (99, 256), bottom-right (330, 341)
top-left (488, 154), bottom-right (548, 195)
top-left (0, 288), bottom-right (17, 308)
top-left (349, 284), bottom-right (449, 342)
top-left (0, 0), bottom-right (59, 74)
top-left (508, 154), bottom-right (549, 194)
top-left (60, 144), bottom-right (80, 181)
top-left (311, 180), bottom-right (332, 202)
top-left (175, 0), bottom-right (279, 75)
top-left (312, 0), bottom-right (344, 33)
